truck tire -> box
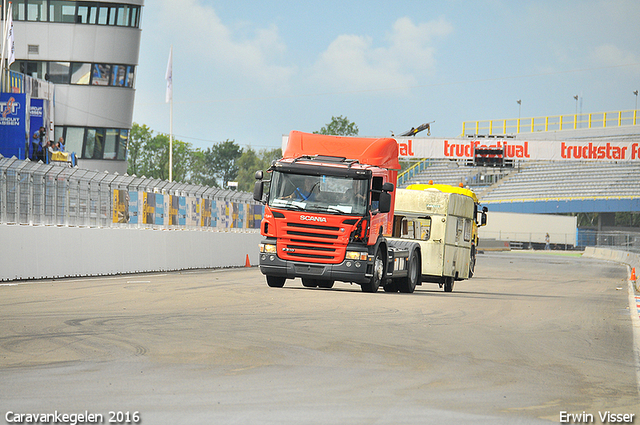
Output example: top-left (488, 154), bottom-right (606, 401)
top-left (469, 244), bottom-right (476, 278)
top-left (443, 276), bottom-right (454, 292)
top-left (361, 247), bottom-right (384, 293)
top-left (399, 250), bottom-right (419, 293)
top-left (266, 275), bottom-right (286, 288)
top-left (383, 280), bottom-right (399, 292)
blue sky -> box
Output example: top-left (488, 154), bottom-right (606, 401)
top-left (132, 0), bottom-right (640, 151)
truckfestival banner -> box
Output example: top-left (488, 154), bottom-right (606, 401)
top-left (282, 136), bottom-right (640, 161)
top-left (395, 137), bottom-right (640, 161)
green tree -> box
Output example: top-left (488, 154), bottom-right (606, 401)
top-left (236, 147), bottom-right (282, 191)
top-left (127, 123), bottom-right (152, 176)
top-left (187, 148), bottom-right (212, 186)
top-left (314, 115), bottom-right (359, 136)
top-left (199, 139), bottom-right (243, 188)
top-left (128, 124), bottom-right (192, 182)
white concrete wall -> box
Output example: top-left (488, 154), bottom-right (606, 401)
top-left (0, 224), bottom-right (263, 281)
top-left (583, 247), bottom-right (640, 291)
top-left (479, 211), bottom-right (577, 245)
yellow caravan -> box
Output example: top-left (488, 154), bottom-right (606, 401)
top-left (390, 184), bottom-right (487, 292)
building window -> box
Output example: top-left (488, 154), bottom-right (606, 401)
top-left (10, 60), bottom-right (135, 88)
top-left (48, 61), bottom-right (71, 84)
top-left (49, 1), bottom-right (76, 23)
top-left (85, 128), bottom-right (105, 159)
top-left (103, 129), bottom-right (119, 159)
top-left (27, 0), bottom-right (48, 21)
top-left (7, 1), bottom-right (141, 28)
top-left (12, 0), bottom-right (26, 20)
top-left (56, 126), bottom-right (129, 161)
top-left (91, 64), bottom-right (111, 85)
top-left (64, 127), bottom-right (85, 156)
top-left (118, 130), bottom-right (128, 160)
top-left (70, 62), bottom-right (91, 84)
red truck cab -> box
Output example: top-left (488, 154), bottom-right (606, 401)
top-left (253, 131), bottom-right (411, 292)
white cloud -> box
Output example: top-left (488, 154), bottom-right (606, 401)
top-left (310, 16), bottom-right (453, 92)
top-left (589, 44), bottom-right (639, 67)
top-left (156, 0), bottom-right (295, 89)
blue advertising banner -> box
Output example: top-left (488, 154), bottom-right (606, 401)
top-left (29, 98), bottom-right (44, 159)
top-left (178, 196), bottom-right (186, 226)
top-left (155, 194), bottom-right (164, 225)
top-left (129, 191), bottom-right (139, 224)
top-left (0, 93), bottom-right (27, 159)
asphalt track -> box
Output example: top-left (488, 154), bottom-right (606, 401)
top-left (1, 251), bottom-right (639, 424)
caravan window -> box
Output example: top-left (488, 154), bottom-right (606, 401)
top-left (393, 215), bottom-right (431, 241)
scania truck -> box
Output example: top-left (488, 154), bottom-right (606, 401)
top-left (253, 131), bottom-right (421, 293)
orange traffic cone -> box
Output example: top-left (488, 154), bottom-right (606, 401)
top-left (631, 267), bottom-right (637, 281)
top-left (245, 254), bottom-right (251, 267)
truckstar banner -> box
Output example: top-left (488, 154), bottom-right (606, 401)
top-left (395, 137), bottom-right (640, 161)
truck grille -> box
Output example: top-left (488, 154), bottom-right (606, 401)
top-left (280, 222), bottom-right (346, 263)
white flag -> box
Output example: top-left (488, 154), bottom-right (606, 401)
top-left (7, 2), bottom-right (15, 66)
top-left (165, 46), bottom-right (172, 103)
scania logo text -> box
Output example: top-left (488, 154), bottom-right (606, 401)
top-left (300, 215), bottom-right (327, 222)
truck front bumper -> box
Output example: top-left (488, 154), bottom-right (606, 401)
top-left (259, 252), bottom-right (371, 284)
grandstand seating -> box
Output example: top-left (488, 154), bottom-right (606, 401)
top-left (399, 159), bottom-right (510, 189)
top-left (478, 161), bottom-right (640, 201)
top-left (400, 159), bottom-right (640, 203)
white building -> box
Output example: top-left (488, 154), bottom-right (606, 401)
top-left (9, 0), bottom-right (144, 174)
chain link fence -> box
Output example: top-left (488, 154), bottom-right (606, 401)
top-left (577, 229), bottom-right (640, 253)
top-left (0, 156), bottom-right (263, 231)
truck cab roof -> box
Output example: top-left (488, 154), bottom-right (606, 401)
top-left (283, 131), bottom-right (400, 171)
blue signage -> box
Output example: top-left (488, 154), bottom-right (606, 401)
top-left (29, 98), bottom-right (45, 159)
top-left (0, 93), bottom-right (27, 159)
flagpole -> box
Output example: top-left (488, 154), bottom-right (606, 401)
top-left (1, 0), bottom-right (7, 71)
top-left (168, 45), bottom-right (173, 182)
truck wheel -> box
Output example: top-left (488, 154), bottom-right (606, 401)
top-left (362, 248), bottom-right (384, 293)
top-left (317, 280), bottom-right (334, 289)
top-left (443, 276), bottom-right (454, 292)
top-left (302, 278), bottom-right (319, 288)
top-left (469, 244), bottom-right (476, 278)
top-left (383, 280), bottom-right (399, 292)
top-left (266, 276), bottom-right (286, 288)
top-left (399, 251), bottom-right (419, 293)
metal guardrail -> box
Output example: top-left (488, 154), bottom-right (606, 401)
top-left (0, 155), bottom-right (264, 230)
top-left (462, 109), bottom-right (639, 136)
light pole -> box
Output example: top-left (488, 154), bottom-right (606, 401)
top-left (517, 99), bottom-right (521, 119)
top-left (634, 91), bottom-right (638, 125)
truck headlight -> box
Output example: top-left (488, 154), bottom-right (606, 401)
top-left (260, 243), bottom-right (277, 253)
top-left (346, 251), bottom-right (368, 261)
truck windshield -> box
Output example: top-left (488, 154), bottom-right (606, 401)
top-left (268, 171), bottom-right (368, 215)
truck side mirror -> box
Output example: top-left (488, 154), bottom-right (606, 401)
top-left (382, 182), bottom-right (394, 192)
top-left (253, 181), bottom-right (264, 202)
top-left (379, 192), bottom-right (391, 213)
top-left (254, 170), bottom-right (263, 180)
top-left (480, 206), bottom-right (488, 226)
